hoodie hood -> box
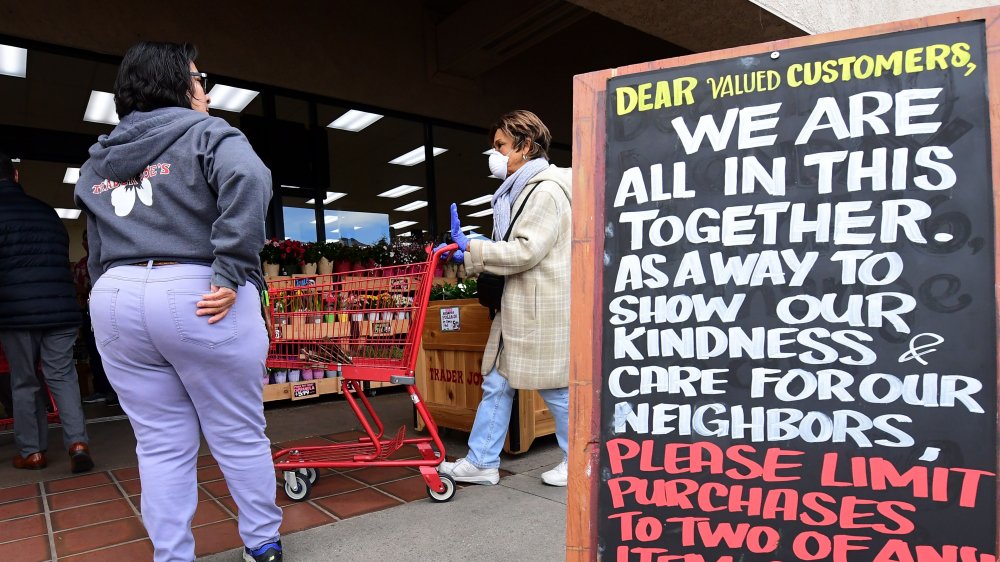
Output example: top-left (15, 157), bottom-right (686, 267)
top-left (88, 107), bottom-right (211, 182)
top-left (527, 163), bottom-right (572, 203)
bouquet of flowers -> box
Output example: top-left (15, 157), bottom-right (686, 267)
top-left (260, 238), bottom-right (282, 264)
top-left (277, 239), bottom-right (306, 266)
top-left (302, 242), bottom-right (323, 265)
top-left (389, 239), bottom-right (429, 265)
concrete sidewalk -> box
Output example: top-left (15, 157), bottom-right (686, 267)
top-left (198, 398), bottom-right (569, 562)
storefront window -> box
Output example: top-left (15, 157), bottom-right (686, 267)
top-left (281, 195), bottom-right (319, 242)
top-left (428, 126), bottom-right (499, 240)
top-left (324, 209), bottom-right (390, 245)
top-left (319, 104), bottom-right (428, 241)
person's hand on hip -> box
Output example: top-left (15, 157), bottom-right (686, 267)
top-left (197, 285), bottom-right (236, 323)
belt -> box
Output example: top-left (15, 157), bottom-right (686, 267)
top-left (128, 260), bottom-right (179, 266)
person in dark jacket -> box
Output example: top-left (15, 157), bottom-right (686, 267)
top-left (0, 152), bottom-right (94, 473)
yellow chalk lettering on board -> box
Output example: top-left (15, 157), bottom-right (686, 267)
top-left (950, 42), bottom-right (976, 75)
top-left (822, 59), bottom-right (839, 84)
top-left (616, 86), bottom-right (638, 116)
top-left (787, 64), bottom-right (803, 87)
top-left (904, 47), bottom-right (924, 73)
top-left (654, 81), bottom-right (672, 109)
top-left (875, 51), bottom-right (903, 77)
top-left (952, 42), bottom-right (971, 67)
top-left (853, 55), bottom-right (875, 80)
top-left (637, 83), bottom-right (653, 111)
top-left (674, 77), bottom-right (697, 106)
top-left (924, 44), bottom-right (950, 71)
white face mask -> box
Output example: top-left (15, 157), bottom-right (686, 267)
top-left (488, 151), bottom-right (509, 180)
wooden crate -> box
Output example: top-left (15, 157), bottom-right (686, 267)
top-left (358, 318), bottom-right (410, 336)
top-left (276, 319), bottom-right (351, 340)
top-left (263, 375), bottom-right (341, 403)
top-left (414, 299), bottom-right (555, 454)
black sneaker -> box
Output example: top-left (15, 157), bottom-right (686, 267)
top-left (82, 392), bottom-right (106, 404)
top-left (243, 540), bottom-right (282, 562)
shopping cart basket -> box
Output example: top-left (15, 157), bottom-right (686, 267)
top-left (268, 244), bottom-right (458, 502)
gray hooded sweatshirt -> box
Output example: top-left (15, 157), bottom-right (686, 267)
top-left (74, 106), bottom-right (271, 293)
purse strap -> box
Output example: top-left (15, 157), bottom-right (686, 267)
top-left (502, 184), bottom-right (539, 242)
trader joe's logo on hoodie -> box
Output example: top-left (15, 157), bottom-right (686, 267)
top-left (90, 163), bottom-right (171, 217)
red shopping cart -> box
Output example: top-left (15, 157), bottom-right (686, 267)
top-left (268, 244), bottom-right (458, 502)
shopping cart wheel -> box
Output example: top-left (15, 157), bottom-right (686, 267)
top-left (427, 474), bottom-right (456, 502)
top-left (284, 472), bottom-right (312, 502)
top-left (298, 467), bottom-right (319, 485)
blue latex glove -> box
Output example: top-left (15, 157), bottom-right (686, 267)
top-left (450, 203), bottom-right (470, 251)
top-left (433, 243), bottom-right (464, 263)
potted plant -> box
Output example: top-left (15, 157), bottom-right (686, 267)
top-left (302, 242), bottom-right (323, 275)
top-left (277, 239), bottom-right (306, 275)
top-left (368, 239), bottom-right (392, 268)
top-left (343, 244), bottom-right (370, 272)
top-left (428, 278), bottom-right (478, 301)
top-left (317, 241), bottom-right (336, 274)
top-left (260, 238), bottom-right (282, 277)
top-left (323, 241), bottom-right (352, 273)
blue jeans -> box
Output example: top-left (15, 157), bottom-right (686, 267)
top-left (465, 368), bottom-right (569, 469)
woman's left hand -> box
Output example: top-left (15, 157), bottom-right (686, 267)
top-left (197, 285), bottom-right (237, 324)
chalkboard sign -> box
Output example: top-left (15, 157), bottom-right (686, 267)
top-left (595, 20), bottom-right (997, 561)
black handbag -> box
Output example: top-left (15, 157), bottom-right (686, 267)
top-left (477, 185), bottom-right (539, 318)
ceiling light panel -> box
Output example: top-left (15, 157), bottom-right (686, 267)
top-left (327, 110), bottom-right (383, 131)
top-left (83, 91), bottom-right (119, 125)
top-left (0, 45), bottom-right (27, 78)
top-left (394, 200), bottom-right (428, 212)
top-left (469, 209), bottom-right (494, 218)
top-left (63, 168), bottom-right (80, 184)
top-left (305, 191), bottom-right (347, 205)
top-left (378, 185), bottom-right (422, 198)
top-left (55, 208), bottom-right (81, 219)
top-left (388, 146), bottom-right (447, 166)
top-left (461, 195), bottom-right (493, 206)
top-left (390, 220), bottom-right (417, 229)
top-left (207, 85), bottom-right (259, 112)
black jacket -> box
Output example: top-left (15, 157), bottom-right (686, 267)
top-left (0, 180), bottom-right (81, 329)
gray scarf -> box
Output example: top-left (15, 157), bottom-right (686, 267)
top-left (491, 158), bottom-right (549, 241)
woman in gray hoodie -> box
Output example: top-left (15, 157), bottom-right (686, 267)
top-left (74, 42), bottom-right (282, 562)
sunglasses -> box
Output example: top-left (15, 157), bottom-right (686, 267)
top-left (190, 71), bottom-right (209, 92)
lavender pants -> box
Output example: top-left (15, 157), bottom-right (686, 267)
top-left (90, 263), bottom-right (281, 562)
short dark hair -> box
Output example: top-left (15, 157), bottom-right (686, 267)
top-left (0, 151), bottom-right (14, 181)
top-left (490, 110), bottom-right (551, 160)
top-left (114, 41), bottom-right (199, 117)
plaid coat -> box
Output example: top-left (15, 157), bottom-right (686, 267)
top-left (465, 165), bottom-right (572, 389)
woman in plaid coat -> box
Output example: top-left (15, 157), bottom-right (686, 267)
top-left (438, 110), bottom-right (572, 487)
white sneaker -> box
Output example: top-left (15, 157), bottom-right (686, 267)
top-left (541, 460), bottom-right (568, 487)
top-left (438, 457), bottom-right (500, 485)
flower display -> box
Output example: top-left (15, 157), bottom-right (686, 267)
top-left (277, 239), bottom-right (307, 266)
top-left (259, 238), bottom-right (282, 264)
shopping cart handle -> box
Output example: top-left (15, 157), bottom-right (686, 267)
top-left (430, 243), bottom-right (460, 263)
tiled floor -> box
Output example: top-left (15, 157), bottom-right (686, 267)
top-left (0, 430), bottom-right (479, 561)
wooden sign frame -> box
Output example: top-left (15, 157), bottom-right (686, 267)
top-left (568, 7), bottom-right (1000, 560)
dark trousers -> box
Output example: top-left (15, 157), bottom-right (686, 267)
top-left (0, 327), bottom-right (89, 456)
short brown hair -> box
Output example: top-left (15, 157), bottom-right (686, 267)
top-left (490, 110), bottom-right (551, 160)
